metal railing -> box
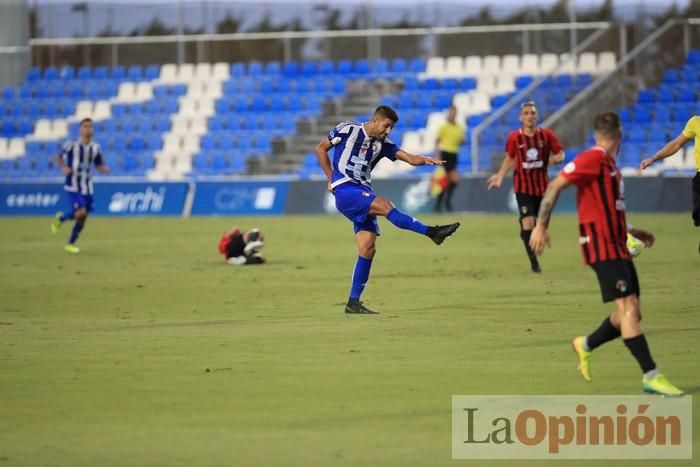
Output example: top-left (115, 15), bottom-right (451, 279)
top-left (542, 18), bottom-right (699, 149)
top-left (468, 23), bottom-right (617, 172)
top-left (28, 21), bottom-right (614, 68)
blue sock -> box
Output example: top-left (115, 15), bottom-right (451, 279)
top-left (349, 256), bottom-right (372, 300)
top-left (60, 211), bottom-right (74, 222)
top-left (386, 208), bottom-right (429, 235)
top-left (68, 221), bottom-right (84, 244)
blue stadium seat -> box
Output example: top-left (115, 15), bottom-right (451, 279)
top-left (515, 75), bottom-right (533, 88)
top-left (110, 66), bottom-right (125, 80)
top-left (373, 60), bottom-right (389, 76)
top-left (662, 69), bottom-right (681, 84)
top-left (421, 78), bottom-right (440, 90)
top-left (301, 61), bottom-right (317, 75)
top-left (637, 89), bottom-right (655, 104)
top-left (249, 62), bottom-right (263, 76)
top-left (94, 66), bottom-right (109, 79)
top-left (43, 67), bottom-right (58, 80)
top-left (627, 128), bottom-right (647, 143)
top-left (652, 106), bottom-right (671, 123)
top-left (145, 65), bottom-right (160, 80)
top-left (318, 60), bottom-right (334, 74)
top-left (26, 68), bottom-right (41, 81)
top-left (687, 49), bottom-right (700, 65)
top-left (403, 76), bottom-right (419, 91)
top-left (354, 60), bottom-right (370, 75)
top-left (391, 59), bottom-right (407, 74)
top-left (58, 66), bottom-right (75, 80)
top-left (337, 60), bottom-right (353, 75)
top-left (677, 87), bottom-right (696, 102)
top-left (77, 66), bottom-right (92, 80)
top-left (147, 134), bottom-right (162, 150)
top-left (409, 58), bottom-right (426, 73)
top-left (264, 62), bottom-right (281, 75)
top-left (127, 66), bottom-right (143, 81)
top-left (633, 108), bottom-right (652, 124)
top-left (555, 75), bottom-right (573, 87)
top-left (282, 61), bottom-right (299, 76)
top-left (230, 63), bottom-right (245, 77)
top-left (657, 87), bottom-right (675, 103)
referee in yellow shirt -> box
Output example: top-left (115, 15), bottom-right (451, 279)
top-left (434, 105), bottom-right (465, 212)
top-left (640, 114), bottom-right (700, 251)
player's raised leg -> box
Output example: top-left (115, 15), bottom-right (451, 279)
top-left (369, 196), bottom-right (460, 245)
top-left (345, 230), bottom-right (379, 314)
top-left (65, 206), bottom-right (87, 254)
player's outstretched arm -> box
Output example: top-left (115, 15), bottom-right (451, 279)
top-left (316, 139), bottom-right (334, 191)
top-left (549, 151), bottom-right (565, 165)
top-left (55, 154), bottom-right (72, 176)
top-left (639, 133), bottom-right (690, 170)
top-left (395, 150), bottom-right (443, 166)
top-left (486, 154), bottom-right (514, 190)
top-left (529, 175), bottom-right (571, 255)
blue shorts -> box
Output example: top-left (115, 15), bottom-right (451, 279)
top-left (333, 182), bottom-right (380, 234)
top-left (67, 192), bottom-right (94, 213)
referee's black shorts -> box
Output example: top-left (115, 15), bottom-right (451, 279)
top-left (692, 172), bottom-right (700, 227)
top-left (440, 151), bottom-right (458, 172)
top-left (590, 259), bottom-right (640, 303)
top-left (515, 193), bottom-right (542, 219)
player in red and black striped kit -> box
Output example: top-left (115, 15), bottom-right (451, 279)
top-left (487, 101), bottom-right (564, 273)
top-left (529, 112), bottom-right (683, 396)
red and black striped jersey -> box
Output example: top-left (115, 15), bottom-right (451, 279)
top-left (505, 127), bottom-right (563, 196)
top-left (560, 146), bottom-right (630, 265)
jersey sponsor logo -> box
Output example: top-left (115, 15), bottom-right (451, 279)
top-left (564, 162), bottom-right (576, 173)
top-left (522, 161), bottom-right (544, 169)
top-left (526, 148), bottom-right (539, 161)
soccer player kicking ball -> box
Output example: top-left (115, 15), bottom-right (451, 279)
top-left (51, 118), bottom-right (109, 253)
top-left (317, 106), bottom-right (460, 315)
top-left (529, 112), bottom-right (683, 396)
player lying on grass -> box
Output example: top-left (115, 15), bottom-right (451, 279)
top-left (529, 111), bottom-right (683, 397)
top-left (316, 105), bottom-right (460, 315)
top-left (218, 227), bottom-right (265, 265)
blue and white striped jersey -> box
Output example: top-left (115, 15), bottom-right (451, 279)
top-left (60, 140), bottom-right (104, 195)
top-left (327, 121), bottom-right (400, 189)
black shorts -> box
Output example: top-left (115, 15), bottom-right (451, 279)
top-left (590, 259), bottom-right (640, 303)
top-left (515, 193), bottom-right (542, 219)
top-left (692, 172), bottom-right (700, 227)
top-left (225, 233), bottom-right (245, 258)
top-left (441, 151), bottom-right (458, 172)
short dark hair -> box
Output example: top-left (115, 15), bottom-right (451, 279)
top-left (593, 112), bottom-right (621, 138)
top-left (374, 105), bottom-right (399, 123)
top-left (79, 118), bottom-right (93, 126)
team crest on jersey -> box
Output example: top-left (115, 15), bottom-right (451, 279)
top-left (526, 148), bottom-right (539, 160)
top-left (564, 162), bottom-right (576, 173)
top-left (616, 280), bottom-right (628, 293)
top-left (520, 205), bottom-right (529, 214)
top-left (362, 191), bottom-right (371, 197)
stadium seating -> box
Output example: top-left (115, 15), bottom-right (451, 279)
top-left (4, 50), bottom-right (696, 179)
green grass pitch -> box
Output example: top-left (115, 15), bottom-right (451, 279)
top-left (1, 214), bottom-right (698, 466)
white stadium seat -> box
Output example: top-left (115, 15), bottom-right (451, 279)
top-left (470, 93), bottom-right (491, 114)
top-left (159, 64), bottom-right (178, 83)
top-left (194, 63), bottom-right (212, 80)
top-left (464, 56), bottom-right (482, 76)
top-left (75, 101), bottom-right (94, 120)
top-left (177, 63), bottom-right (194, 81)
top-left (212, 62), bottom-right (230, 80)
top-left (501, 54), bottom-right (520, 75)
top-left (8, 138), bottom-right (25, 158)
top-left (425, 56), bottom-right (445, 77)
top-left (401, 131), bottom-right (422, 154)
top-left (195, 100), bottom-right (214, 117)
top-left (444, 56), bottom-right (464, 77)
top-left (117, 82), bottom-right (137, 102)
top-left (540, 54), bottom-right (558, 73)
top-left (162, 135), bottom-right (181, 153)
top-left (178, 99), bottom-right (197, 117)
top-left (558, 53), bottom-right (576, 74)
top-left (495, 75), bottom-right (515, 93)
top-left (482, 55), bottom-right (501, 74)
top-left (182, 134), bottom-right (200, 153)
top-left (189, 118), bottom-right (207, 136)
top-left (0, 138), bottom-right (7, 158)
top-left (520, 54), bottom-right (539, 75)
top-left (476, 75), bottom-right (497, 94)
top-left (51, 120), bottom-right (68, 139)
top-left (93, 101), bottom-right (111, 120)
top-left (33, 119), bottom-right (52, 140)
top-left (135, 83), bottom-right (153, 101)
top-left (577, 52), bottom-right (598, 74)
top-left (598, 52), bottom-right (616, 73)
top-left (426, 112), bottom-right (446, 135)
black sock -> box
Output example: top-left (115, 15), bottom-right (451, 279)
top-left (586, 316), bottom-right (621, 350)
top-left (623, 334), bottom-right (657, 374)
top-left (445, 183), bottom-right (456, 211)
top-left (519, 230), bottom-right (539, 267)
top-left (434, 192), bottom-right (444, 212)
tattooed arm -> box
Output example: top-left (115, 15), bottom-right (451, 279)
top-left (529, 175), bottom-right (572, 255)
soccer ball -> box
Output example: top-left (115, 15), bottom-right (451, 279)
top-left (627, 233), bottom-right (644, 257)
